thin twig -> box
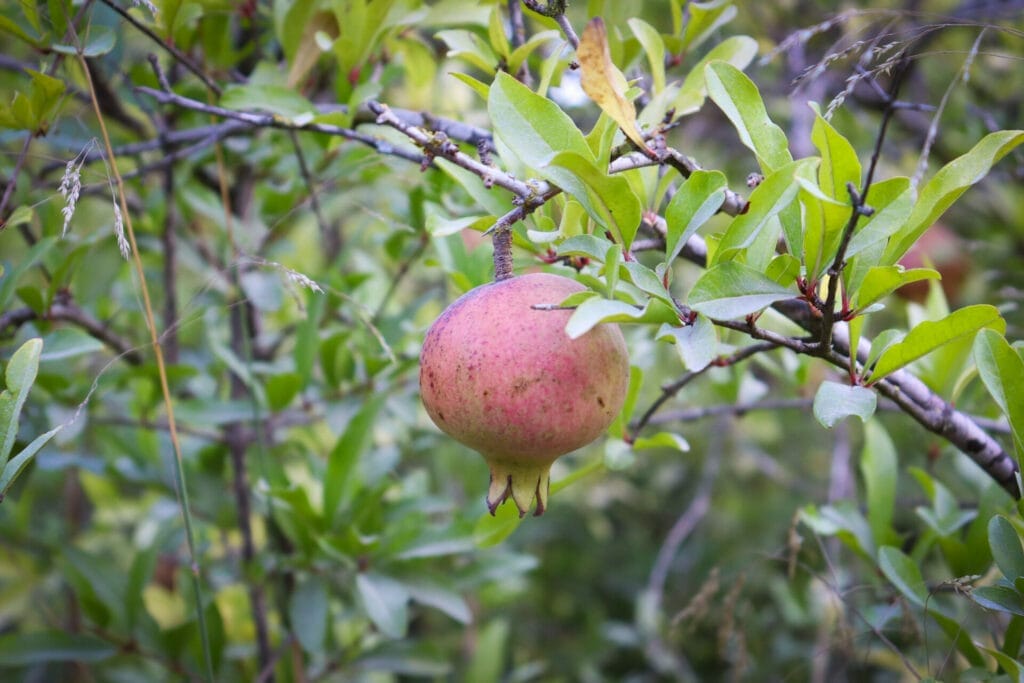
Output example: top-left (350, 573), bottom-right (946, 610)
top-left (99, 0), bottom-right (222, 94)
top-left (0, 302), bottom-right (144, 364)
top-left (137, 86), bottom-right (427, 165)
top-left (631, 343), bottom-right (778, 439)
top-left (818, 59), bottom-right (908, 354)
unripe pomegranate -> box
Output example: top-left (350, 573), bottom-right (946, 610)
top-left (420, 272), bottom-right (629, 517)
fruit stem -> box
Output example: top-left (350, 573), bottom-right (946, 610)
top-left (492, 226), bottom-right (513, 281)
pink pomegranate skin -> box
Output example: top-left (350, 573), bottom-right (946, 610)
top-left (419, 272), bottom-right (629, 516)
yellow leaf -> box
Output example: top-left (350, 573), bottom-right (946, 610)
top-left (577, 17), bottom-right (651, 155)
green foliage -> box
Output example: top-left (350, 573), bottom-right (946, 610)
top-left (1, 0), bottom-right (1023, 680)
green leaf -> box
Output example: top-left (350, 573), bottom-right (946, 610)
top-left (800, 502), bottom-right (874, 560)
top-left (972, 586), bottom-right (1024, 617)
top-left (628, 18), bottom-right (666, 95)
top-left (489, 71), bottom-right (593, 170)
top-left (884, 130), bottom-right (1024, 263)
top-left (633, 431), bottom-right (690, 452)
top-left (557, 234), bottom-right (616, 262)
top-left (465, 619), bottom-right (508, 683)
top-left (1, 338), bottom-right (42, 465)
top-left (38, 328), bottom-right (106, 362)
top-left (689, 261), bottom-right (793, 320)
top-left (974, 329), bottom-right (1024, 452)
top-left (664, 170), bottom-right (727, 269)
top-left (289, 576), bottom-right (328, 655)
top-left (714, 159), bottom-right (813, 263)
top-left (878, 546), bottom-right (929, 609)
top-left (679, 0), bottom-right (737, 52)
top-left (673, 36), bottom-right (758, 117)
top-left (0, 426), bottom-right (61, 501)
top-left (869, 305), bottom-right (1005, 382)
top-left (854, 266), bottom-right (940, 310)
top-left (564, 297), bottom-right (678, 339)
top-left (705, 62), bottom-right (792, 173)
top-left (622, 262), bottom-right (674, 308)
top-left (323, 393), bottom-right (386, 525)
top-left (405, 583), bottom-right (472, 624)
top-left (0, 631), bottom-right (116, 666)
top-left (811, 105), bottom-right (861, 202)
top-left (989, 515), bottom-right (1024, 581)
top-left (658, 314), bottom-right (717, 371)
top-left (844, 178), bottom-right (913, 260)
top-left (861, 421), bottom-right (898, 548)
top-left (812, 381), bottom-right (877, 428)
top-left (473, 500), bottom-right (523, 547)
top-left (547, 151), bottom-right (643, 249)
top-left (266, 372), bottom-right (303, 411)
top-left (355, 573), bottom-right (410, 639)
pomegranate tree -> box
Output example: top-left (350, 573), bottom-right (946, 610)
top-left (420, 272), bottom-right (629, 517)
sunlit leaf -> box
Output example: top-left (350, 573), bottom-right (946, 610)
top-left (689, 261), bottom-right (793, 320)
top-left (705, 61), bottom-right (792, 173)
top-left (869, 305), bottom-right (1005, 382)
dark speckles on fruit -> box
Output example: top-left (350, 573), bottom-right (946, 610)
top-left (597, 396), bottom-right (605, 408)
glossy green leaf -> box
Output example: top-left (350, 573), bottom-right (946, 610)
top-left (861, 421), bottom-right (898, 547)
top-left (705, 62), bottom-right (792, 173)
top-left (869, 305), bottom-right (1005, 383)
top-left (0, 338), bottom-right (42, 465)
top-left (715, 159), bottom-right (813, 263)
top-left (989, 515), bottom-right (1024, 581)
top-left (884, 130), bottom-right (1024, 263)
top-left (632, 431), bottom-right (691, 452)
top-left (664, 170), bottom-right (727, 269)
top-left (0, 631), bottom-right (116, 666)
top-left (658, 314), bottom-right (717, 371)
top-left (974, 329), bottom-right (1024, 452)
top-left (854, 266), bottom-right (940, 310)
top-left (689, 261), bottom-right (793, 320)
top-left (564, 296), bottom-right (678, 339)
top-left (673, 36), bottom-right (758, 117)
top-left (289, 576), bottom-right (328, 654)
top-left (356, 573), bottom-right (409, 639)
top-left (812, 381), bottom-right (877, 428)
top-left (972, 586), bottom-right (1024, 617)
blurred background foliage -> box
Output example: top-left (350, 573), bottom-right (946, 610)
top-left (1, 0), bottom-right (1023, 681)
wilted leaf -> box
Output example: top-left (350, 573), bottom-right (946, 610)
top-left (578, 18), bottom-right (650, 153)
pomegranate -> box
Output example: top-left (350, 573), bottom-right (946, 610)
top-left (420, 272), bottom-right (629, 517)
